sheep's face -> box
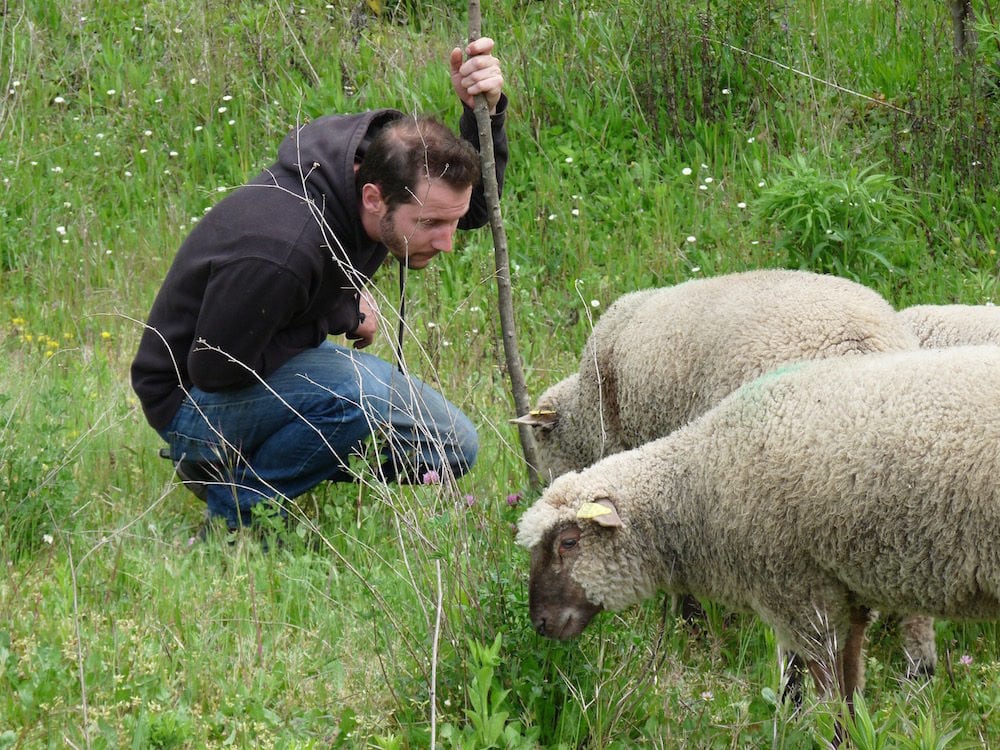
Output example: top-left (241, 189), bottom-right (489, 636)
top-left (511, 405), bottom-right (572, 481)
top-left (528, 522), bottom-right (603, 639)
top-left (511, 375), bottom-right (595, 483)
top-left (524, 498), bottom-right (626, 639)
top-left (532, 423), bottom-right (585, 484)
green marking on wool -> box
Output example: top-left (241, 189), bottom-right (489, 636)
top-left (741, 361), bottom-right (809, 392)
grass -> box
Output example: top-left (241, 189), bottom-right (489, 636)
top-left (2, 0), bottom-right (1000, 747)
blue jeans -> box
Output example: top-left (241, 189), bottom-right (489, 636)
top-left (158, 341), bottom-right (478, 528)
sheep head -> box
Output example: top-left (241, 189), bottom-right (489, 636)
top-left (519, 498), bottom-right (623, 639)
top-left (511, 374), bottom-right (597, 482)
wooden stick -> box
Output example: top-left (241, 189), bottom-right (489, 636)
top-left (468, 2), bottom-right (541, 490)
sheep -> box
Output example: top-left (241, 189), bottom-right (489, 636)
top-left (516, 270), bottom-right (920, 482)
top-left (517, 345), bottom-right (1000, 741)
top-left (515, 270), bottom-right (935, 679)
top-left (898, 303), bottom-right (1000, 348)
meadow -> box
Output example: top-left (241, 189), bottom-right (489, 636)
top-left (2, 0), bottom-right (999, 747)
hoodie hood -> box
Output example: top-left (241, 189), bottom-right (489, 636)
top-left (265, 109), bottom-right (403, 263)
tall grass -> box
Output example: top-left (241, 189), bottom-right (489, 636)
top-left (2, 0), bottom-right (1000, 747)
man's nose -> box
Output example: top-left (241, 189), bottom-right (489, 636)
top-left (432, 227), bottom-right (456, 252)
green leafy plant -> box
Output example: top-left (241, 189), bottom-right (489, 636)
top-left (438, 634), bottom-right (539, 749)
top-left (975, 17), bottom-right (1000, 99)
top-left (844, 693), bottom-right (891, 750)
top-left (753, 152), bottom-right (917, 280)
top-left (895, 710), bottom-right (962, 750)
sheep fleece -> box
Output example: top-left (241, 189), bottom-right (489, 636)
top-left (531, 269), bottom-right (919, 479)
top-left (899, 303), bottom-right (1000, 347)
top-left (517, 346), bottom-right (1000, 657)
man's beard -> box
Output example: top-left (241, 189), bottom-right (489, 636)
top-left (380, 212), bottom-right (420, 268)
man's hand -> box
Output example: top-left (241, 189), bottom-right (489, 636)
top-left (348, 289), bottom-right (379, 349)
top-left (450, 37), bottom-right (504, 114)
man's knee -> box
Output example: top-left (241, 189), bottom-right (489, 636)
top-left (450, 417), bottom-right (478, 477)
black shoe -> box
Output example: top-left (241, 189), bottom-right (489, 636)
top-left (190, 513), bottom-right (240, 547)
top-left (189, 513), bottom-right (287, 553)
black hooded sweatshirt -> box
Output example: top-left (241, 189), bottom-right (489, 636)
top-left (131, 100), bottom-right (509, 431)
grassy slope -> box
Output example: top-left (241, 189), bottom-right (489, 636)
top-left (2, 0), bottom-right (999, 747)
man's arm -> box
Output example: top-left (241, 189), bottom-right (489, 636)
top-left (451, 37), bottom-right (509, 230)
top-left (188, 259), bottom-right (309, 390)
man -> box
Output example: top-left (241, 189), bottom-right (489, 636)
top-left (131, 38), bottom-right (507, 532)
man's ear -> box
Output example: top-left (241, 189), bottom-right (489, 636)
top-left (360, 183), bottom-right (385, 215)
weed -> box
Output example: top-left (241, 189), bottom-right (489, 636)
top-left (753, 151), bottom-right (917, 280)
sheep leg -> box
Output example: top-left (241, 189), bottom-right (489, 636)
top-left (805, 608), bottom-right (870, 748)
top-left (679, 594), bottom-right (706, 623)
top-left (900, 614), bottom-right (937, 679)
top-left (839, 611), bottom-right (869, 708)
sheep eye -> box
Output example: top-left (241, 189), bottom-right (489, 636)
top-left (559, 538), bottom-right (577, 551)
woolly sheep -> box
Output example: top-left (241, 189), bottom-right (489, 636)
top-left (517, 345), bottom-right (1000, 735)
top-left (516, 269), bottom-right (920, 482)
top-left (515, 270), bottom-right (933, 678)
top-left (899, 303), bottom-right (1000, 348)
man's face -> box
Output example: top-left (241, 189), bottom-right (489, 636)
top-left (376, 178), bottom-right (474, 269)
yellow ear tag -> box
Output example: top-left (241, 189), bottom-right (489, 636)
top-left (531, 408), bottom-right (557, 417)
top-left (577, 502), bottom-right (612, 520)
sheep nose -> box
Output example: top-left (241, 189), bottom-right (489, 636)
top-left (534, 618), bottom-right (548, 637)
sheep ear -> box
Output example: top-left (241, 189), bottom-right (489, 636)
top-left (577, 498), bottom-right (622, 528)
top-left (510, 408), bottom-right (558, 429)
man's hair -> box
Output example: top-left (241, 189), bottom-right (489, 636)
top-left (356, 116), bottom-right (481, 211)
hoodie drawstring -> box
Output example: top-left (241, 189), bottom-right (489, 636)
top-left (394, 261), bottom-right (407, 374)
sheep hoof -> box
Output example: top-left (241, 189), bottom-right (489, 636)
top-left (780, 654), bottom-right (808, 709)
top-left (679, 595), bottom-right (706, 624)
top-left (905, 661), bottom-right (935, 680)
